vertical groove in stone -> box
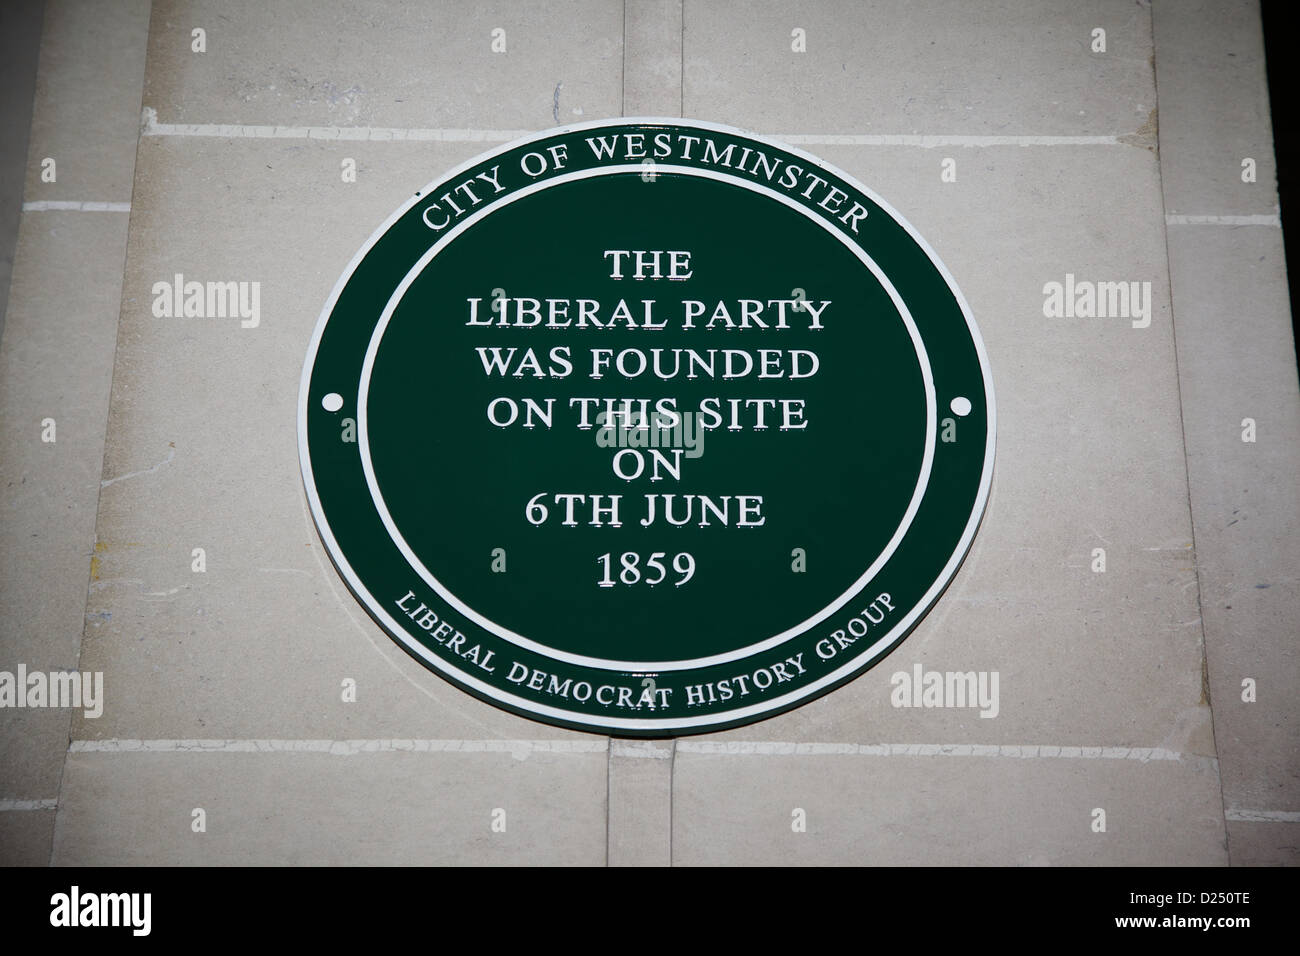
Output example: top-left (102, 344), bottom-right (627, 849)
top-left (607, 741), bottom-right (674, 867)
top-left (623, 0), bottom-right (684, 117)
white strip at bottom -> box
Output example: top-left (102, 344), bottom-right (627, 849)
top-left (0, 798), bottom-right (58, 811)
top-left (69, 738), bottom-right (607, 755)
top-left (611, 742), bottom-right (673, 759)
top-left (677, 741), bottom-right (1190, 761)
top-left (22, 200), bottom-right (131, 212)
top-left (1165, 213), bottom-right (1280, 226)
top-left (67, 738), bottom-right (1201, 763)
top-left (1225, 808), bottom-right (1300, 823)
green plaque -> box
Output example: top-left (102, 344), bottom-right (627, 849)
top-left (299, 119), bottom-right (995, 736)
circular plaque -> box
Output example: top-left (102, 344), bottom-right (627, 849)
top-left (299, 119), bottom-right (995, 736)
